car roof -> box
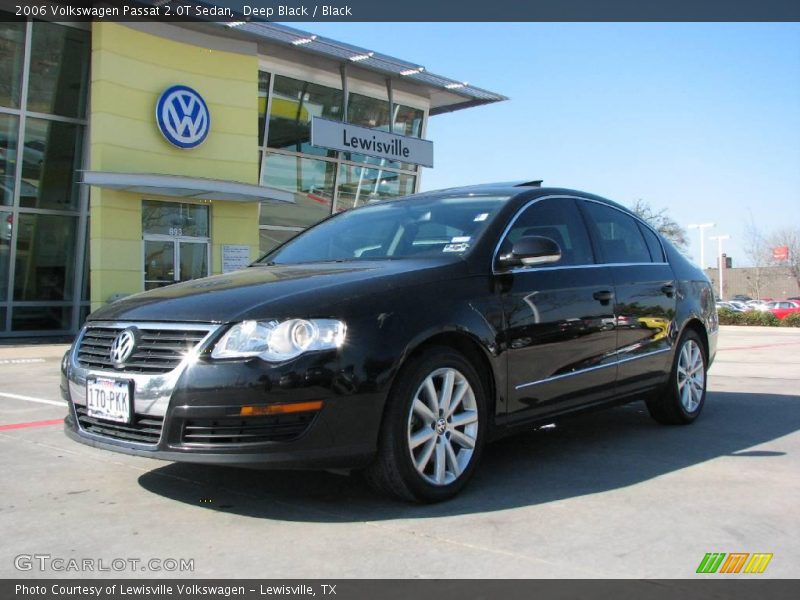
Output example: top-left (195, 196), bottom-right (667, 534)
top-left (402, 182), bottom-right (633, 215)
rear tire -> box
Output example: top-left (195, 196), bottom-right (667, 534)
top-left (365, 346), bottom-right (487, 503)
top-left (646, 329), bottom-right (707, 425)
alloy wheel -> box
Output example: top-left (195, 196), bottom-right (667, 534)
top-left (677, 339), bottom-right (705, 413)
top-left (406, 367), bottom-right (479, 486)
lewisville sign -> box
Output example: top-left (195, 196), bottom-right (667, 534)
top-left (311, 117), bottom-right (434, 168)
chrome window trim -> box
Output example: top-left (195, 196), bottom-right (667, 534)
top-left (492, 194), bottom-right (670, 275)
top-left (514, 347), bottom-right (671, 390)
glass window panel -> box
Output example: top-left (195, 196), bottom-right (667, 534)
top-left (259, 227), bottom-right (299, 256)
top-left (141, 200), bottom-right (209, 237)
top-left (13, 213), bottom-right (78, 301)
top-left (348, 92), bottom-right (389, 130)
top-left (344, 93), bottom-right (419, 169)
top-left (0, 307), bottom-right (5, 332)
top-left (582, 202), bottom-right (652, 264)
top-left (498, 198), bottom-right (595, 267)
top-left (393, 104), bottom-right (424, 138)
top-left (258, 71), bottom-right (270, 147)
top-left (267, 75), bottom-right (342, 157)
top-left (259, 152), bottom-right (335, 228)
top-left (335, 164), bottom-right (415, 212)
top-left (20, 118), bottom-right (83, 210)
top-left (11, 306), bottom-right (71, 331)
top-left (0, 113), bottom-right (18, 206)
top-left (178, 241), bottom-right (208, 282)
top-left (1, 209), bottom-right (10, 301)
top-left (27, 21), bottom-right (90, 118)
top-left (144, 240), bottom-right (175, 290)
top-left (638, 222), bottom-right (665, 262)
top-left (0, 18), bottom-right (26, 109)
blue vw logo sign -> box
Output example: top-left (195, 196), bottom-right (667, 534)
top-left (156, 85), bottom-right (210, 149)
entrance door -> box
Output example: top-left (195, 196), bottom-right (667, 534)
top-left (142, 200), bottom-right (210, 290)
top-left (144, 237), bottom-right (209, 290)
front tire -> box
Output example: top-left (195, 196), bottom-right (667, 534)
top-left (646, 329), bottom-right (707, 425)
top-left (365, 347), bottom-right (487, 503)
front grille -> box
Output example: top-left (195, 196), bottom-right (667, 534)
top-left (75, 405), bottom-right (164, 445)
top-left (181, 413), bottom-right (315, 446)
top-left (77, 326), bottom-right (210, 374)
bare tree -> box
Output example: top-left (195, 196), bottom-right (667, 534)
top-left (768, 227), bottom-right (800, 289)
top-left (629, 199), bottom-right (689, 251)
top-left (743, 215), bottom-right (775, 299)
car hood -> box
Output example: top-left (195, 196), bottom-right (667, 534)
top-left (88, 258), bottom-right (465, 324)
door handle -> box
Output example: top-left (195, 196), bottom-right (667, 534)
top-left (661, 284), bottom-right (676, 297)
top-left (593, 290), bottom-right (614, 303)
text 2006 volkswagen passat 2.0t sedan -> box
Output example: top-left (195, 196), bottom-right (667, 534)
top-left (63, 182), bottom-right (717, 502)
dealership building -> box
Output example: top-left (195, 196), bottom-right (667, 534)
top-left (0, 15), bottom-right (505, 338)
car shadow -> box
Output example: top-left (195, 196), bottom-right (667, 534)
top-left (137, 391), bottom-right (799, 521)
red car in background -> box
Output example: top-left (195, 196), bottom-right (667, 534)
top-left (766, 300), bottom-right (800, 320)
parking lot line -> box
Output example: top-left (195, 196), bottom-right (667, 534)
top-left (0, 418), bottom-right (64, 432)
top-left (0, 391), bottom-right (66, 407)
top-left (717, 341), bottom-right (800, 352)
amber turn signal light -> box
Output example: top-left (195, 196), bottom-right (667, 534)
top-left (240, 400), bottom-right (323, 416)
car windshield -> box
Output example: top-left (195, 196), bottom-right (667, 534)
top-left (257, 195), bottom-right (510, 265)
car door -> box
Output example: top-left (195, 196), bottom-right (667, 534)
top-left (495, 197), bottom-right (618, 422)
top-left (579, 200), bottom-right (677, 396)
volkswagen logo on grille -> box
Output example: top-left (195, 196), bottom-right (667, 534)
top-left (109, 328), bottom-right (138, 368)
top-left (156, 84), bottom-right (210, 149)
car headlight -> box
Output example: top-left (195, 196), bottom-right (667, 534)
top-left (211, 319), bottom-right (346, 361)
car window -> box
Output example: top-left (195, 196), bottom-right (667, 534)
top-left (581, 201), bottom-right (652, 264)
top-left (638, 222), bottom-right (665, 262)
top-left (497, 198), bottom-right (595, 267)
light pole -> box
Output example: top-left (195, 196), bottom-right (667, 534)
top-left (688, 222), bottom-right (715, 269)
top-left (709, 234), bottom-right (730, 299)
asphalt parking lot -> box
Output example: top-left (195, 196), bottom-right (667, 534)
top-left (1, 326), bottom-right (798, 579)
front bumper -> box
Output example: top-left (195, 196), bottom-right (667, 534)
top-left (62, 322), bottom-right (383, 470)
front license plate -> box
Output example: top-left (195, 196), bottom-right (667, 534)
top-left (87, 378), bottom-right (132, 423)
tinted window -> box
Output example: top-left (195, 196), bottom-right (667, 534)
top-left (498, 198), bottom-right (594, 267)
top-left (582, 202), bottom-right (651, 264)
top-left (638, 222), bottom-right (665, 262)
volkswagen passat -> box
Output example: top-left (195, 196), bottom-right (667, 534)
top-left (63, 183), bottom-right (717, 502)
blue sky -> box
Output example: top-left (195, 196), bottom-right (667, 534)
top-left (299, 22), bottom-right (800, 267)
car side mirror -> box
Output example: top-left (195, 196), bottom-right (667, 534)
top-left (499, 235), bottom-right (562, 268)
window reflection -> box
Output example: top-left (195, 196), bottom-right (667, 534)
top-left (0, 19), bottom-right (25, 109)
top-left (335, 165), bottom-right (415, 212)
top-left (393, 104), bottom-right (424, 138)
top-left (0, 113), bottom-right (18, 206)
top-left (259, 227), bottom-right (299, 256)
top-left (258, 71), bottom-right (270, 147)
top-left (20, 118), bottom-right (83, 210)
top-left (141, 200), bottom-right (209, 237)
top-left (12, 306), bottom-right (71, 331)
top-left (27, 21), bottom-right (90, 118)
top-left (1, 210), bottom-right (10, 301)
top-left (13, 213), bottom-right (77, 301)
top-left (344, 93), bottom-right (422, 170)
top-left (260, 152), bottom-right (335, 228)
top-left (267, 75), bottom-right (342, 157)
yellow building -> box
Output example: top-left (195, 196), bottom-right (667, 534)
top-left (0, 17), bottom-right (505, 337)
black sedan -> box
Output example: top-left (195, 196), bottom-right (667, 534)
top-left (63, 182), bottom-right (718, 502)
